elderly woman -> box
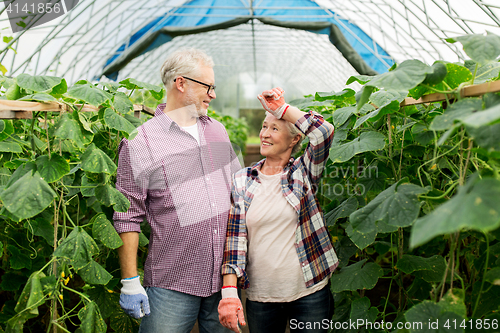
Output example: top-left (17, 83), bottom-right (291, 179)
top-left (218, 87), bottom-right (339, 333)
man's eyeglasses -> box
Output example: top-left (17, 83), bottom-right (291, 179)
top-left (174, 76), bottom-right (216, 95)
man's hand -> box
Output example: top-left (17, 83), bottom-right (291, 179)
top-left (257, 87), bottom-right (289, 119)
top-left (119, 276), bottom-right (150, 319)
top-left (218, 287), bottom-right (245, 333)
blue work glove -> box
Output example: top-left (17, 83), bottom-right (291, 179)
top-left (119, 275), bottom-right (150, 319)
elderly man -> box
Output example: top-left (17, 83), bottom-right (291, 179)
top-left (114, 48), bottom-right (240, 333)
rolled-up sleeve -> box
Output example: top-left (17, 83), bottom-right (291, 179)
top-left (113, 139), bottom-right (147, 234)
top-left (296, 111), bottom-right (335, 185)
top-left (221, 172), bottom-right (250, 289)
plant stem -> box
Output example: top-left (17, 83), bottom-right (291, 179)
top-left (62, 284), bottom-right (92, 303)
top-left (45, 111), bottom-right (51, 155)
top-left (383, 234), bottom-right (395, 321)
top-left (471, 63), bottom-right (479, 85)
top-left (462, 139), bottom-right (473, 184)
top-left (472, 232), bottom-right (490, 318)
top-left (420, 182), bottom-right (458, 200)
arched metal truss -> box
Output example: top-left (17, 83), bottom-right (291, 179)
top-left (1, 0), bottom-right (500, 105)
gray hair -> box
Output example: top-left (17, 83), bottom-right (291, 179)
top-left (265, 111), bottom-right (305, 155)
top-left (160, 48), bottom-right (214, 91)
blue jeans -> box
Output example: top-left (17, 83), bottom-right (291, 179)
top-left (139, 287), bottom-right (232, 333)
top-left (246, 286), bottom-right (333, 333)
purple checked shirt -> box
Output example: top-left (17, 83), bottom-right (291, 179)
top-left (114, 104), bottom-right (241, 297)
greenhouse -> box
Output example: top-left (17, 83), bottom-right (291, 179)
top-left (1, 0), bottom-right (500, 332)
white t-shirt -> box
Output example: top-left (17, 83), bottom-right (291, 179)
top-left (181, 122), bottom-right (200, 145)
top-left (245, 171), bottom-right (328, 302)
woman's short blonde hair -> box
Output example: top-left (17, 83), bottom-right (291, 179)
top-left (160, 48), bottom-right (214, 91)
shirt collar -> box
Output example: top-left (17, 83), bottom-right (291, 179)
top-left (249, 157), bottom-right (295, 179)
top-left (154, 103), bottom-right (212, 131)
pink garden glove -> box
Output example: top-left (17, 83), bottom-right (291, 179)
top-left (257, 87), bottom-right (289, 119)
top-left (218, 287), bottom-right (246, 333)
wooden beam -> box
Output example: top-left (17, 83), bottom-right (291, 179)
top-left (0, 100), bottom-right (156, 119)
top-left (401, 80), bottom-right (500, 106)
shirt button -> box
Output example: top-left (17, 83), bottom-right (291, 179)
top-left (206, 177), bottom-right (210, 181)
top-left (214, 229), bottom-right (218, 234)
top-left (212, 203), bottom-right (216, 207)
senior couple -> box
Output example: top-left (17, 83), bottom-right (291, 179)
top-left (114, 48), bottom-right (339, 333)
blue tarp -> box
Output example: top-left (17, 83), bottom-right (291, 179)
top-left (102, 0), bottom-right (394, 80)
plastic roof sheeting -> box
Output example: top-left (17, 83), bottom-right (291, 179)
top-left (1, 0), bottom-right (500, 112)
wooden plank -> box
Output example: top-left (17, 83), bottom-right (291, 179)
top-left (0, 100), bottom-right (64, 112)
top-left (401, 80), bottom-right (500, 106)
top-left (0, 110), bottom-right (33, 119)
top-left (0, 100), bottom-right (156, 119)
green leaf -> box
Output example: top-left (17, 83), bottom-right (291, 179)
top-left (422, 62), bottom-right (447, 85)
top-left (92, 213), bottom-right (123, 249)
top-left (95, 183), bottom-right (130, 212)
top-left (332, 106), bottom-right (356, 127)
top-left (5, 82), bottom-right (22, 100)
top-left (405, 301), bottom-right (464, 332)
top-left (412, 255), bottom-right (447, 283)
top-left (355, 85), bottom-right (375, 111)
top-left (112, 92), bottom-right (134, 114)
top-left (329, 132), bottom-right (386, 163)
top-left (78, 301), bottom-right (107, 333)
top-left (367, 60), bottom-right (433, 91)
top-left (53, 227), bottom-right (99, 269)
top-left (17, 74), bottom-right (65, 93)
top-left (80, 143), bottom-right (117, 175)
top-left (53, 113), bottom-right (90, 147)
top-left (474, 62), bottom-right (500, 83)
top-left (0, 272), bottom-right (27, 291)
top-left (27, 217), bottom-right (54, 245)
top-left (0, 171), bottom-right (56, 221)
top-left (350, 297), bottom-right (378, 324)
top-left (14, 271), bottom-right (46, 317)
top-left (430, 99), bottom-right (482, 131)
top-left (0, 141), bottom-right (22, 153)
top-left (460, 103), bottom-right (500, 128)
top-left (350, 180), bottom-right (429, 231)
top-left (103, 108), bottom-right (136, 138)
top-left (109, 308), bottom-right (140, 333)
top-left (466, 123), bottom-right (500, 151)
top-left (329, 259), bottom-right (383, 293)
top-left (35, 153), bottom-right (70, 183)
top-left (410, 177), bottom-right (500, 248)
top-left (81, 175), bottom-right (97, 197)
top-left (0, 120), bottom-right (14, 141)
top-left (139, 232), bottom-right (149, 247)
top-left (452, 32), bottom-right (500, 65)
top-left (79, 261), bottom-right (113, 285)
top-left (67, 84), bottom-right (112, 107)
top-left (18, 93), bottom-right (57, 102)
top-left (325, 197), bottom-right (358, 227)
top-left (4, 162), bottom-right (36, 189)
top-left (357, 172), bottom-right (387, 194)
top-left (8, 245), bottom-right (32, 270)
top-left (346, 75), bottom-right (373, 85)
top-left (439, 289), bottom-right (467, 318)
top-left (87, 286), bottom-right (120, 319)
top-left (119, 78), bottom-right (164, 100)
top-left (485, 267), bottom-right (500, 285)
top-left (315, 88), bottom-right (355, 100)
top-left (345, 222), bottom-right (378, 250)
top-left (396, 254), bottom-right (433, 274)
top-left (354, 100), bottom-right (399, 129)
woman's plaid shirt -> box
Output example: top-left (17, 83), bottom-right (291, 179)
top-left (222, 111), bottom-right (339, 289)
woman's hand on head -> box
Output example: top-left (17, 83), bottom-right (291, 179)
top-left (257, 87), bottom-right (289, 119)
